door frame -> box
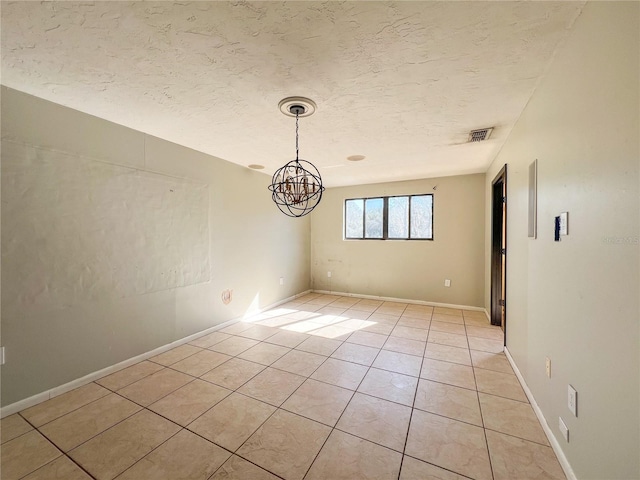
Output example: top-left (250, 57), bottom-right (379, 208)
top-left (490, 165), bottom-right (507, 343)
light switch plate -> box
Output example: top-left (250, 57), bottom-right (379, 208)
top-left (559, 212), bottom-right (568, 235)
top-left (568, 384), bottom-right (578, 416)
top-left (559, 417), bottom-right (569, 442)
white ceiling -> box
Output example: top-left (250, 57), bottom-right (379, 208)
top-left (1, 1), bottom-right (584, 187)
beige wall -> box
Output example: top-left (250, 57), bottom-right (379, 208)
top-left (311, 174), bottom-right (485, 307)
top-left (0, 87), bottom-right (310, 406)
top-left (484, 3), bottom-right (639, 478)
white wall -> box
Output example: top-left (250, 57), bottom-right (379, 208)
top-left (484, 3), bottom-right (639, 478)
top-left (0, 87), bottom-right (310, 406)
top-left (311, 174), bottom-right (485, 307)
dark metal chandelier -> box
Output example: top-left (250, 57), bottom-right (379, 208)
top-left (268, 97), bottom-right (325, 217)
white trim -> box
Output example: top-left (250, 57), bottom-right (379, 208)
top-left (311, 289), bottom-right (485, 312)
top-left (504, 347), bottom-right (577, 480)
top-left (484, 308), bottom-right (490, 321)
top-left (0, 290), bottom-right (311, 418)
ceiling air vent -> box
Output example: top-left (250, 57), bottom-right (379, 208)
top-left (468, 127), bottom-right (493, 142)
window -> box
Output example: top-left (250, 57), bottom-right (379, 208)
top-left (344, 194), bottom-right (433, 240)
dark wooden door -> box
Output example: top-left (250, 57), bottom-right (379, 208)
top-left (491, 165), bottom-right (507, 342)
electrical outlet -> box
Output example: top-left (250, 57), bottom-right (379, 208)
top-left (279, 277), bottom-right (284, 286)
top-left (327, 271), bottom-right (332, 278)
top-left (0, 347), bottom-right (4, 366)
top-left (559, 417), bottom-right (569, 442)
top-left (444, 279), bottom-right (451, 287)
top-left (568, 385), bottom-right (578, 416)
top-left (545, 357), bottom-right (551, 378)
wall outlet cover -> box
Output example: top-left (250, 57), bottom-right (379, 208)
top-left (559, 212), bottom-right (569, 235)
top-left (545, 357), bottom-right (551, 378)
top-left (444, 279), bottom-right (451, 287)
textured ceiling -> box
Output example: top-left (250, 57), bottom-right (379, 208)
top-left (1, 1), bottom-right (584, 187)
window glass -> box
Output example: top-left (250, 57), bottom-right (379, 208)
top-left (364, 198), bottom-right (383, 238)
top-left (345, 199), bottom-right (364, 238)
top-left (411, 195), bottom-right (433, 239)
top-left (388, 196), bottom-right (409, 238)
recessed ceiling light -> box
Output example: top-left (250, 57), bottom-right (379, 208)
top-left (248, 164), bottom-right (265, 170)
top-left (347, 155), bottom-right (366, 162)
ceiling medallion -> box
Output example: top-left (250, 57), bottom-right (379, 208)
top-left (268, 97), bottom-right (325, 217)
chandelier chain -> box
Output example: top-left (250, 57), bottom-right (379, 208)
top-left (295, 112), bottom-right (299, 162)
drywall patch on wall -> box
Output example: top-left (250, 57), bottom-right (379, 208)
top-left (2, 141), bottom-right (210, 317)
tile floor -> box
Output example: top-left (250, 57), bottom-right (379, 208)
top-left (1, 293), bottom-right (566, 480)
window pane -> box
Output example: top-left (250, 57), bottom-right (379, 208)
top-left (365, 198), bottom-right (383, 238)
top-left (411, 195), bottom-right (433, 239)
top-left (388, 196), bottom-right (409, 238)
top-left (345, 199), bottom-right (364, 238)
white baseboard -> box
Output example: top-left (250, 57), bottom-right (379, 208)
top-left (0, 290), bottom-right (311, 418)
top-left (504, 347), bottom-right (576, 480)
top-left (311, 289), bottom-right (485, 312)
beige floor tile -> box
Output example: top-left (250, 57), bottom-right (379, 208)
top-left (219, 321), bottom-right (255, 335)
top-left (463, 310), bottom-right (488, 320)
top-left (343, 308), bottom-right (376, 319)
top-left (282, 378), bottom-right (353, 426)
top-left (284, 320), bottom-right (327, 334)
top-left (69, 410), bottom-right (180, 480)
top-left (428, 331), bottom-right (468, 349)
top-left (1, 430), bottom-right (61, 480)
top-left (118, 368), bottom-right (193, 406)
top-left (414, 379), bottom-right (482, 426)
top-left (256, 316), bottom-right (300, 328)
top-left (431, 313), bottom-right (464, 325)
top-left (397, 316), bottom-right (431, 329)
top-left (466, 325), bottom-right (504, 341)
top-left (96, 361), bottom-right (164, 391)
top-left (149, 379), bottom-right (231, 426)
top-left (402, 308), bottom-right (433, 321)
top-left (399, 455), bottom-right (466, 480)
top-left (188, 331), bottom-right (232, 348)
top-left (406, 410), bottom-right (492, 480)
top-left (237, 325), bottom-right (279, 341)
top-left (40, 393), bottom-right (141, 451)
top-left (200, 357), bottom-right (265, 390)
top-left (347, 330), bottom-right (389, 348)
top-left (329, 297), bottom-right (361, 308)
top-left (1, 414), bottom-right (33, 444)
top-left (307, 296), bottom-right (341, 306)
top-left (171, 349), bottom-right (232, 377)
top-left (209, 336), bottom-right (260, 356)
top-left (306, 429), bottom-right (402, 480)
top-left (210, 455), bottom-right (280, 480)
top-left (470, 350), bottom-right (515, 375)
top-left (238, 409), bottom-right (331, 480)
top-left (434, 307), bottom-right (463, 316)
top-left (22, 455), bottom-right (92, 480)
top-left (21, 383), bottom-right (110, 427)
top-left (375, 306), bottom-right (407, 317)
top-left (360, 321), bottom-right (395, 335)
top-left (316, 305), bottom-right (348, 317)
top-left (337, 393), bottom-right (412, 452)
top-left (150, 344), bottom-right (202, 366)
top-left (486, 430), bottom-right (566, 480)
top-left (331, 342), bottom-right (380, 366)
top-left (430, 321), bottom-right (467, 335)
top-left (236, 343), bottom-right (290, 366)
top-left (474, 368), bottom-right (528, 402)
top-left (372, 349), bottom-right (422, 377)
top-left (264, 330), bottom-right (310, 348)
top-left (310, 358), bottom-right (369, 390)
top-left (420, 358), bottom-right (476, 390)
top-left (188, 392), bottom-right (275, 451)
top-left (464, 316), bottom-right (493, 327)
top-left (368, 313), bottom-right (401, 324)
top-left (271, 349), bottom-right (326, 376)
top-left (310, 324), bottom-right (353, 340)
top-left (358, 368), bottom-right (418, 406)
top-left (238, 367), bottom-right (306, 406)
top-left (479, 393), bottom-right (548, 444)
top-left (383, 336), bottom-right (426, 356)
top-left (468, 336), bottom-right (504, 354)
top-left (116, 429), bottom-right (230, 480)
top-left (391, 325), bottom-right (429, 342)
top-left (424, 343), bottom-right (471, 366)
